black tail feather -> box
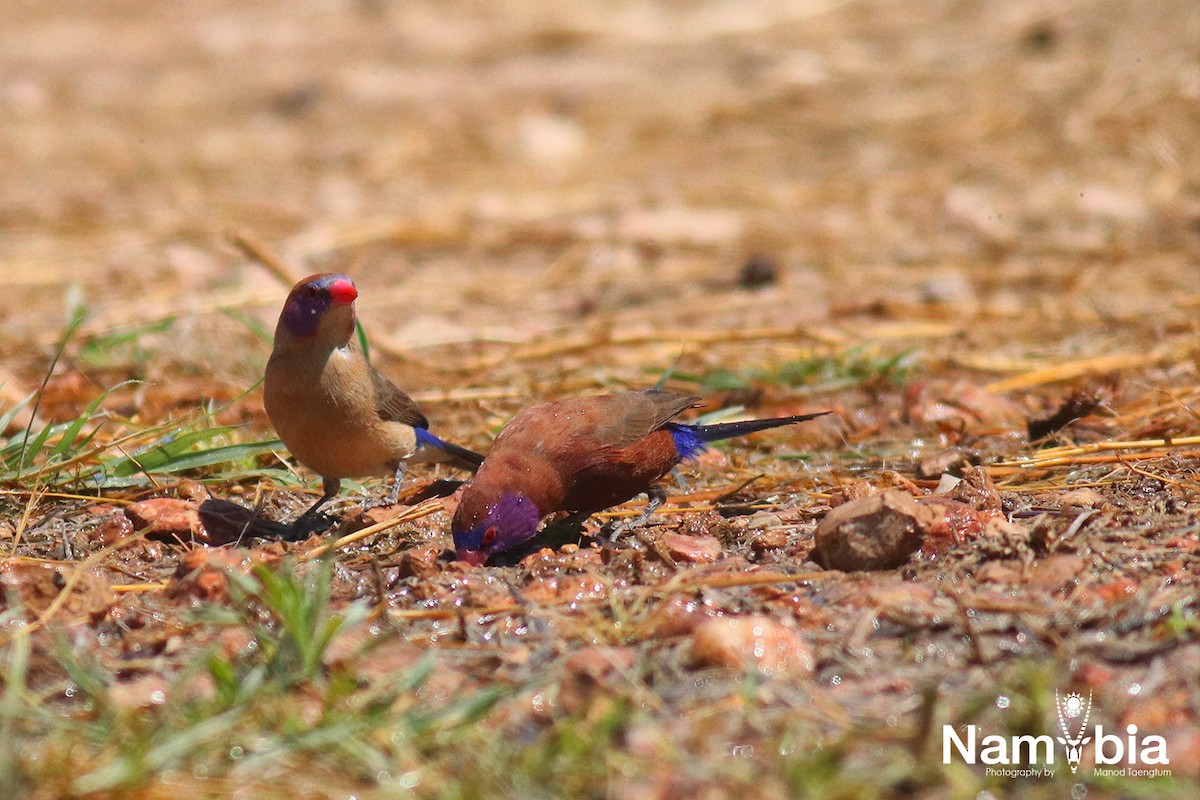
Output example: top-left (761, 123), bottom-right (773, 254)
top-left (689, 411), bottom-right (831, 443)
top-left (436, 439), bottom-right (486, 472)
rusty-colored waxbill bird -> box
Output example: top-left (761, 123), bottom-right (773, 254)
top-left (451, 389), bottom-right (828, 563)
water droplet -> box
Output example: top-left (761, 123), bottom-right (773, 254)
top-left (996, 695), bottom-right (1011, 709)
top-left (229, 745), bottom-right (245, 760)
top-left (1128, 683), bottom-right (1141, 696)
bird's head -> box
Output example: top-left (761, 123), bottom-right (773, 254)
top-left (452, 491), bottom-right (541, 565)
top-left (277, 273), bottom-right (358, 343)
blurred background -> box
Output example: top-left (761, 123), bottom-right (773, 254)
top-left (2, 0), bottom-right (1198, 403)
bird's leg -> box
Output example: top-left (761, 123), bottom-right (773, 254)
top-left (382, 460), bottom-right (406, 507)
top-left (607, 484), bottom-right (668, 542)
top-left (641, 484), bottom-right (667, 518)
top-left (285, 476), bottom-right (340, 538)
top-left (385, 460), bottom-right (406, 506)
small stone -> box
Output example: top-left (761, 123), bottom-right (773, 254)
top-left (0, 558), bottom-right (112, 622)
top-left (864, 582), bottom-right (937, 615)
top-left (1026, 554), bottom-right (1087, 593)
top-left (558, 646), bottom-right (637, 715)
top-left (933, 474), bottom-right (961, 495)
top-left (660, 532), bottom-right (722, 563)
top-left (745, 511), bottom-right (784, 530)
top-left (517, 112), bottom-right (585, 166)
top-left (648, 596), bottom-right (719, 638)
top-left (125, 498), bottom-right (204, 543)
top-left (830, 478), bottom-right (876, 505)
top-left (392, 544), bottom-right (442, 579)
top-left (975, 560), bottom-right (1023, 584)
top-left (914, 448), bottom-right (974, 480)
top-left (903, 380), bottom-right (1024, 430)
top-left (812, 490), bottom-right (934, 571)
top-left (738, 255), bottom-right (778, 289)
top-left (1093, 579), bottom-right (1139, 603)
top-left (107, 675), bottom-right (170, 710)
top-left (1059, 487), bottom-right (1105, 511)
top-left (948, 465), bottom-right (1003, 511)
top-left (916, 496), bottom-right (1005, 554)
top-left (174, 479), bottom-right (210, 503)
top-left (169, 548), bottom-right (274, 603)
top-left (750, 528), bottom-right (788, 553)
top-left (830, 472), bottom-right (920, 506)
top-left (96, 512), bottom-right (135, 545)
top-left (689, 616), bottom-right (814, 678)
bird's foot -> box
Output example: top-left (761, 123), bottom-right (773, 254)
top-left (359, 495), bottom-right (391, 512)
top-left (600, 509), bottom-right (657, 544)
top-left (600, 485), bottom-right (667, 543)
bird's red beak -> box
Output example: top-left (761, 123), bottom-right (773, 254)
top-left (328, 278), bottom-right (358, 306)
top-left (455, 548), bottom-right (488, 566)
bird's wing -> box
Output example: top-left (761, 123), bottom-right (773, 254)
top-left (369, 365), bottom-right (430, 429)
top-left (589, 390), bottom-right (700, 448)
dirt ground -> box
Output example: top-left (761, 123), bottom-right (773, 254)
top-left (2, 1), bottom-right (1200, 798)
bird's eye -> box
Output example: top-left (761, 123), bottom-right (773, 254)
top-left (482, 527), bottom-right (498, 546)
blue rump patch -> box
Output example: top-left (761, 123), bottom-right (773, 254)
top-left (667, 424), bottom-right (708, 461)
top-left (414, 428), bottom-right (441, 449)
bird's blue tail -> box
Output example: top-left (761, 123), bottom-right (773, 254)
top-left (667, 411), bottom-right (830, 461)
top-left (415, 428), bottom-right (485, 471)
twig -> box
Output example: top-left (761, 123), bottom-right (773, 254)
top-left (300, 499), bottom-right (443, 561)
top-left (112, 582), bottom-right (170, 594)
top-left (0, 489), bottom-right (133, 506)
top-left (993, 437), bottom-right (1200, 469)
top-left (983, 352), bottom-right (1169, 393)
top-left (1117, 455), bottom-right (1200, 492)
top-left (227, 230), bottom-right (301, 287)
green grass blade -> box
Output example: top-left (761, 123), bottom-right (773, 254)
top-left (17, 308), bottom-right (85, 475)
top-left (105, 427), bottom-right (275, 478)
top-left (0, 392), bottom-right (34, 434)
top-left (46, 381), bottom-right (136, 461)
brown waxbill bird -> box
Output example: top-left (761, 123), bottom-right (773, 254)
top-left (264, 273), bottom-right (482, 529)
top-left (451, 389), bottom-right (829, 564)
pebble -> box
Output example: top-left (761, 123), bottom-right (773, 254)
top-left (689, 616), bottom-right (814, 678)
top-left (812, 490), bottom-right (933, 571)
